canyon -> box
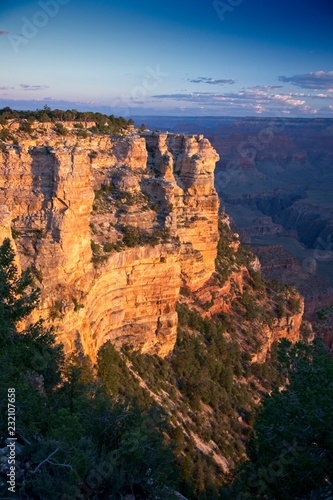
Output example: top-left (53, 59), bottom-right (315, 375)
top-left (0, 117), bottom-right (311, 498)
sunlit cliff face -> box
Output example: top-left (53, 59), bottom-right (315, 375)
top-left (0, 127), bottom-right (219, 358)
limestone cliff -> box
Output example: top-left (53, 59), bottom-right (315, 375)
top-left (0, 127), bottom-right (219, 358)
top-left (0, 123), bottom-right (304, 361)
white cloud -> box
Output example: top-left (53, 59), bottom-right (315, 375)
top-left (20, 84), bottom-right (50, 91)
top-left (279, 71), bottom-right (333, 90)
top-left (152, 84), bottom-right (326, 116)
top-left (188, 76), bottom-right (235, 85)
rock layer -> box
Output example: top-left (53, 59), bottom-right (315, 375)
top-left (0, 131), bottom-right (219, 358)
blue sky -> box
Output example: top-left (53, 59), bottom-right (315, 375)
top-left (0, 0), bottom-right (333, 116)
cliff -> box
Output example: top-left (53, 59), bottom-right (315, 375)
top-left (0, 127), bottom-right (219, 358)
top-left (0, 123), bottom-right (303, 360)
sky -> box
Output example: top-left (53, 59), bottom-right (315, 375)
top-left (0, 0), bottom-right (333, 117)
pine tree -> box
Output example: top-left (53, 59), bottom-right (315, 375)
top-left (0, 238), bottom-right (39, 342)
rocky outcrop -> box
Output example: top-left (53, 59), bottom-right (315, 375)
top-left (177, 214), bottom-right (304, 363)
top-left (143, 132), bottom-right (219, 290)
top-left (253, 303), bottom-right (304, 363)
top-left (0, 129), bottom-right (219, 358)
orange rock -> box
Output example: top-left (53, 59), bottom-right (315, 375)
top-left (0, 132), bottom-right (219, 358)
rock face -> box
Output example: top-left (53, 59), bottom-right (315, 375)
top-left (142, 133), bottom-right (219, 290)
top-left (180, 263), bottom-right (304, 364)
top-left (0, 130), bottom-right (219, 358)
top-left (253, 304), bottom-right (304, 363)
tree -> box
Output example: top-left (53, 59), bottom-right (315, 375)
top-left (0, 238), bottom-right (178, 499)
top-left (0, 238), bottom-right (39, 341)
top-left (0, 239), bottom-right (65, 499)
top-left (40, 113), bottom-right (50, 122)
top-left (60, 353), bottom-right (93, 411)
top-left (229, 339), bottom-right (333, 498)
top-left (97, 340), bottom-right (126, 394)
top-left (0, 237), bottom-right (64, 390)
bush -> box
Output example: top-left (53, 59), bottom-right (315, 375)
top-left (0, 128), bottom-right (14, 142)
top-left (104, 242), bottom-right (113, 253)
top-left (73, 298), bottom-right (84, 312)
top-left (19, 121), bottom-right (33, 134)
top-left (39, 113), bottom-right (50, 122)
top-left (122, 225), bottom-right (140, 247)
top-left (91, 240), bottom-right (101, 254)
top-left (77, 129), bottom-right (89, 138)
top-left (288, 295), bottom-right (301, 314)
top-left (49, 300), bottom-right (63, 319)
top-left (54, 123), bottom-right (68, 136)
top-left (11, 226), bottom-right (21, 239)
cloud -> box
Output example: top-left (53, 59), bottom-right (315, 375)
top-left (287, 92), bottom-right (333, 99)
top-left (188, 76), bottom-right (235, 85)
top-left (248, 85), bottom-right (283, 91)
top-left (278, 71), bottom-right (333, 90)
top-left (0, 86), bottom-right (14, 90)
top-left (0, 30), bottom-right (9, 36)
top-left (153, 90), bottom-right (308, 107)
top-left (19, 84), bottom-right (50, 91)
top-left (152, 87), bottom-right (324, 116)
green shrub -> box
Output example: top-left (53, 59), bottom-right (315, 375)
top-left (104, 242), bottom-right (113, 253)
top-left (11, 226), bottom-right (21, 239)
top-left (288, 295), bottom-right (301, 314)
top-left (49, 300), bottom-right (63, 319)
top-left (77, 129), bottom-right (89, 138)
top-left (151, 202), bottom-right (160, 212)
top-left (19, 121), bottom-right (33, 134)
top-left (54, 122), bottom-right (68, 136)
top-left (0, 128), bottom-right (14, 142)
top-left (91, 240), bottom-right (101, 254)
top-left (73, 298), bottom-right (84, 312)
top-left (122, 225), bottom-right (139, 247)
